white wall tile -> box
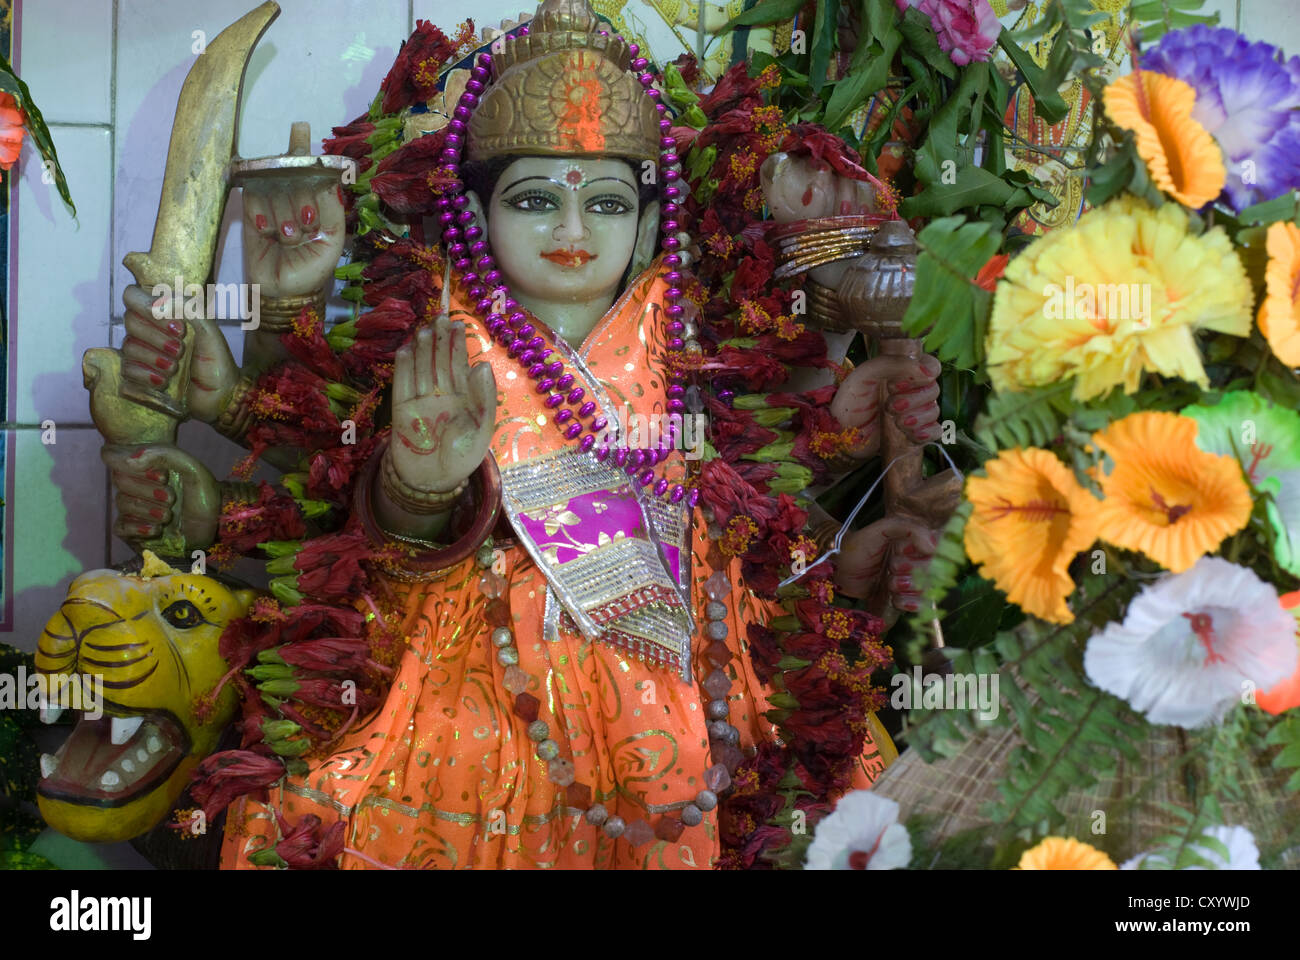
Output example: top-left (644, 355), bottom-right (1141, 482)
top-left (14, 126), bottom-right (113, 425)
top-left (16, 0), bottom-right (114, 125)
top-left (113, 0), bottom-right (408, 308)
top-left (7, 428), bottom-right (109, 648)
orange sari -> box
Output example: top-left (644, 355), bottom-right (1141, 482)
top-left (220, 262), bottom-right (896, 869)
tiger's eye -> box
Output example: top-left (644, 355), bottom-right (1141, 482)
top-left (162, 600), bottom-right (204, 629)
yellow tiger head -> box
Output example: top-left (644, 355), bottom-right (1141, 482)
top-left (34, 552), bottom-right (255, 843)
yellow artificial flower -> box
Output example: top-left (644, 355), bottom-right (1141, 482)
top-left (987, 196), bottom-right (1253, 401)
top-left (1016, 836), bottom-right (1117, 870)
top-left (964, 448), bottom-right (1100, 624)
top-left (1103, 70), bottom-right (1226, 208)
top-left (1093, 412), bottom-right (1252, 573)
top-left (1258, 220), bottom-right (1300, 366)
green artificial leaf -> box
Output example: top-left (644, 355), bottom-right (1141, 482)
top-left (996, 29), bottom-right (1068, 126)
top-left (976, 383), bottom-right (1072, 451)
top-left (0, 53), bottom-right (76, 217)
top-left (1235, 191), bottom-right (1299, 227)
top-left (1085, 143), bottom-right (1136, 208)
top-left (901, 216), bottom-right (1001, 370)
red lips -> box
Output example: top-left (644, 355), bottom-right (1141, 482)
top-left (540, 249), bottom-right (597, 268)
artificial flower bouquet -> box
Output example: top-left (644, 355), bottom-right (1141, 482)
top-left (853, 21), bottom-right (1300, 871)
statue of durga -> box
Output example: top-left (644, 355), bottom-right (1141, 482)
top-left (39, 0), bottom-right (949, 869)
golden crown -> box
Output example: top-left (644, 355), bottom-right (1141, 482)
top-left (467, 0), bottom-right (660, 163)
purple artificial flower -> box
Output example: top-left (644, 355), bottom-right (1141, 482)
top-left (1144, 24), bottom-right (1300, 209)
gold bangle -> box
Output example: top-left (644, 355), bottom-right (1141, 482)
top-left (254, 291), bottom-right (327, 335)
top-left (214, 375), bottom-right (257, 442)
top-left (380, 452), bottom-right (468, 515)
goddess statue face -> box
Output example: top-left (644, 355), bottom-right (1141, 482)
top-left (467, 155), bottom-right (656, 307)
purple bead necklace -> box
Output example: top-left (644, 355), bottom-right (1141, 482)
top-left (434, 26), bottom-right (701, 510)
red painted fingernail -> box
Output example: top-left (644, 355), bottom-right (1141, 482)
top-left (255, 213), bottom-right (268, 230)
top-left (895, 561), bottom-right (912, 574)
top-left (162, 339), bottom-right (181, 357)
top-left (137, 525), bottom-right (152, 536)
top-left (149, 507), bottom-right (166, 520)
top-left (155, 356), bottom-right (172, 371)
top-left (147, 469), bottom-right (165, 482)
top-left (130, 450), bottom-right (144, 460)
top-left (894, 575), bottom-right (914, 591)
top-left (301, 205), bottom-right (316, 226)
top-left (903, 415), bottom-right (917, 426)
top-left (167, 321), bottom-right (184, 336)
top-left (153, 488), bottom-right (169, 502)
top-left (892, 398), bottom-right (909, 411)
top-left (892, 381), bottom-right (913, 393)
top-left (902, 544), bottom-right (920, 558)
top-left (280, 220), bottom-right (296, 238)
top-left (898, 598), bottom-right (920, 612)
top-left (149, 372), bottom-right (164, 386)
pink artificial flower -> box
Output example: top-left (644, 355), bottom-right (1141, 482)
top-left (922, 0), bottom-right (1001, 66)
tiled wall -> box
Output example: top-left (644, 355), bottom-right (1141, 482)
top-left (8, 0), bottom-right (1300, 653)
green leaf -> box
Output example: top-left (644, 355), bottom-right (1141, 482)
top-left (810, 0), bottom-right (840, 94)
top-left (976, 383), bottom-right (1072, 451)
top-left (996, 30), bottom-right (1068, 126)
top-left (726, 0), bottom-right (809, 29)
top-left (0, 53), bottom-right (76, 216)
top-left (1235, 191), bottom-right (1299, 227)
top-left (897, 7), bottom-right (956, 79)
top-left (900, 216), bottom-right (1001, 370)
top-left (823, 32), bottom-right (901, 132)
top-left (1085, 143), bottom-right (1136, 208)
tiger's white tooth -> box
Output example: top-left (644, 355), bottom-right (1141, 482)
top-left (137, 748), bottom-right (149, 763)
top-left (120, 758), bottom-right (135, 774)
top-left (146, 735), bottom-right (162, 754)
top-left (100, 770), bottom-right (121, 789)
top-left (40, 754), bottom-right (58, 779)
top-left (40, 704), bottom-right (63, 724)
top-left (111, 716), bottom-right (144, 745)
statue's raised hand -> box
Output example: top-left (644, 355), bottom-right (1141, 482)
top-left (387, 316), bottom-right (497, 496)
top-left (242, 177), bottom-right (346, 298)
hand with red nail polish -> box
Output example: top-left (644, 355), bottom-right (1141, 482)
top-left (834, 516), bottom-right (942, 618)
top-left (119, 282), bottom-right (239, 423)
top-left (242, 156), bottom-right (346, 299)
top-left (102, 444), bottom-right (220, 551)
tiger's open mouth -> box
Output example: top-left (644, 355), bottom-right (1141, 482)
top-left (37, 707), bottom-right (190, 808)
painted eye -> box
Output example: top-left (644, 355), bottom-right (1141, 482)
top-left (161, 600), bottom-right (205, 629)
top-left (506, 193), bottom-right (558, 212)
top-left (588, 197), bottom-right (632, 215)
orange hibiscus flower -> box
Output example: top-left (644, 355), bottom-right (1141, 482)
top-left (1092, 412), bottom-right (1252, 572)
top-left (1258, 221), bottom-right (1300, 367)
top-left (1103, 70), bottom-right (1225, 208)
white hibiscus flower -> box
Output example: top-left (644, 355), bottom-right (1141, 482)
top-left (1084, 557), bottom-right (1298, 728)
top-left (1122, 825), bottom-right (1261, 870)
top-left (804, 791), bottom-right (911, 870)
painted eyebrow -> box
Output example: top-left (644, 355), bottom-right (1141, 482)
top-left (500, 175), bottom-right (637, 193)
